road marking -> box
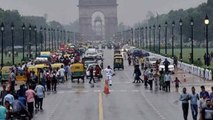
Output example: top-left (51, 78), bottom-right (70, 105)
top-left (99, 92), bottom-right (104, 120)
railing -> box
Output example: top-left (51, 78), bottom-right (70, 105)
top-left (147, 51), bottom-right (212, 80)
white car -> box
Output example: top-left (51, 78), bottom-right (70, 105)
top-left (159, 61), bottom-right (175, 73)
top-left (145, 56), bottom-right (158, 68)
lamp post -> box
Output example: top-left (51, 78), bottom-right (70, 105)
top-left (131, 28), bottom-right (133, 46)
top-left (40, 27), bottom-right (43, 51)
top-left (145, 26), bottom-right (148, 49)
top-left (165, 21), bottom-right (168, 56)
top-left (149, 26), bottom-right (151, 51)
top-left (204, 15), bottom-right (210, 67)
top-left (11, 23), bottom-right (14, 65)
top-left (172, 21), bottom-right (175, 58)
top-left (44, 27), bottom-right (47, 51)
top-left (158, 25), bottom-right (161, 54)
top-left (140, 27), bottom-right (143, 49)
top-left (48, 28), bottom-right (51, 50)
top-left (22, 24), bottom-right (25, 61)
top-left (51, 28), bottom-right (54, 50)
top-left (54, 29), bottom-right (56, 50)
top-left (57, 28), bottom-right (59, 49)
top-left (64, 30), bottom-right (66, 44)
top-left (28, 25), bottom-right (32, 58)
top-left (190, 18), bottom-right (194, 64)
top-left (179, 19), bottom-right (183, 61)
top-left (1, 23), bottom-right (4, 66)
top-left (60, 30), bottom-right (63, 43)
top-left (34, 26), bottom-right (37, 57)
top-left (153, 25), bottom-right (156, 52)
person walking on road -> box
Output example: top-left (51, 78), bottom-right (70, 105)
top-left (159, 70), bottom-right (165, 91)
top-left (104, 65), bottom-right (113, 86)
top-left (189, 86), bottom-right (199, 120)
top-left (173, 77), bottom-right (181, 92)
top-left (89, 67), bottom-right (96, 84)
top-left (0, 103), bottom-right (7, 120)
top-left (25, 85), bottom-right (36, 119)
top-left (201, 99), bottom-right (213, 120)
top-left (143, 67), bottom-right (149, 88)
top-left (210, 87), bottom-right (213, 104)
top-left (58, 65), bottom-right (65, 83)
top-left (164, 72), bottom-right (172, 92)
top-left (35, 82), bottom-right (45, 111)
top-left (200, 86), bottom-right (209, 98)
top-left (51, 71), bottom-right (57, 92)
top-left (140, 57), bottom-right (144, 70)
top-left (9, 70), bottom-right (16, 93)
top-left (180, 87), bottom-right (190, 120)
top-left (128, 56), bottom-right (131, 66)
top-left (148, 69), bottom-right (154, 90)
top-left (163, 59), bottom-right (170, 73)
top-left (133, 65), bottom-right (141, 83)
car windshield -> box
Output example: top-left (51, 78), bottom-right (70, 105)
top-left (149, 57), bottom-right (157, 61)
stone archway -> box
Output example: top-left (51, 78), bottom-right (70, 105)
top-left (78, 0), bottom-right (118, 41)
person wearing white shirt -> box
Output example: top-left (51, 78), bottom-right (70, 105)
top-left (58, 65), bottom-right (65, 83)
top-left (104, 65), bottom-right (114, 86)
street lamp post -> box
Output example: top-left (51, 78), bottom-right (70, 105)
top-left (48, 28), bottom-right (51, 50)
top-left (22, 24), bottom-right (25, 61)
top-left (153, 25), bottom-right (156, 52)
top-left (131, 28), bottom-right (133, 46)
top-left (172, 21), bottom-right (175, 58)
top-left (34, 26), bottom-right (37, 57)
top-left (51, 28), bottom-right (54, 50)
top-left (158, 25), bottom-right (161, 54)
top-left (204, 15), bottom-right (210, 67)
top-left (57, 28), bottom-right (59, 49)
top-left (29, 25), bottom-right (32, 58)
top-left (40, 27), bottom-right (43, 51)
top-left (44, 28), bottom-right (47, 51)
top-left (145, 27), bottom-right (148, 49)
top-left (149, 26), bottom-right (151, 51)
top-left (190, 18), bottom-right (194, 64)
top-left (179, 19), bottom-right (183, 61)
top-left (165, 21), bottom-right (168, 56)
top-left (11, 23), bottom-right (15, 65)
top-left (1, 23), bottom-right (4, 66)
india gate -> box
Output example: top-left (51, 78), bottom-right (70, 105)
top-left (78, 0), bottom-right (118, 41)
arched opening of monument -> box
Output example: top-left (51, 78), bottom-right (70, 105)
top-left (91, 11), bottom-right (105, 41)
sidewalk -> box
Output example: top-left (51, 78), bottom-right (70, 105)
top-left (172, 68), bottom-right (213, 92)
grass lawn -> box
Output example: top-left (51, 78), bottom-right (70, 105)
top-left (159, 48), bottom-right (213, 68)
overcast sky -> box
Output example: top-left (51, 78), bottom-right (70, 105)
top-left (0, 0), bottom-right (207, 26)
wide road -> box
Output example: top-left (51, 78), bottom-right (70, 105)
top-left (35, 49), bottom-right (194, 120)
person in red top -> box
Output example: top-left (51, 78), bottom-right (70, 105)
top-left (173, 77), bottom-right (181, 92)
top-left (25, 86), bottom-right (35, 119)
top-left (95, 65), bottom-right (102, 80)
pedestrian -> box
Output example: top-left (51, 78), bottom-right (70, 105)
top-left (133, 65), bottom-right (141, 83)
top-left (3, 91), bottom-right (14, 106)
top-left (209, 86), bottom-right (213, 103)
top-left (16, 84), bottom-right (27, 106)
top-left (0, 102), bottom-right (7, 120)
top-left (164, 72), bottom-right (172, 92)
top-left (201, 99), bottom-right (213, 120)
top-left (51, 71), bottom-right (57, 91)
top-left (189, 86), bottom-right (199, 120)
top-left (173, 77), bottom-right (181, 92)
top-left (35, 82), bottom-right (45, 111)
top-left (128, 56), bottom-right (131, 66)
top-left (179, 87), bottom-right (190, 120)
top-left (45, 70), bottom-right (51, 91)
top-left (95, 65), bottom-right (102, 81)
top-left (30, 71), bottom-right (38, 90)
top-left (200, 86), bottom-right (209, 98)
top-left (163, 59), bottom-right (170, 73)
top-left (159, 70), bottom-right (165, 91)
top-left (9, 70), bottom-right (16, 93)
top-left (140, 57), bottom-right (144, 70)
top-left (40, 69), bottom-right (46, 90)
top-left (25, 85), bottom-right (36, 119)
top-left (154, 71), bottom-right (160, 90)
top-left (104, 65), bottom-right (113, 86)
top-left (199, 94), bottom-right (208, 120)
top-left (89, 66), bottom-right (96, 84)
top-left (143, 67), bottom-right (149, 88)
top-left (148, 69), bottom-right (154, 90)
top-left (58, 65), bottom-right (65, 83)
top-left (0, 85), bottom-right (7, 105)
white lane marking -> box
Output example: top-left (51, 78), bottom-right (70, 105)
top-left (56, 89), bottom-right (141, 93)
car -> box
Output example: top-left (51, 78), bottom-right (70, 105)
top-left (84, 61), bottom-right (97, 68)
top-left (86, 64), bottom-right (102, 79)
top-left (145, 56), bottom-right (158, 68)
top-left (159, 61), bottom-right (175, 73)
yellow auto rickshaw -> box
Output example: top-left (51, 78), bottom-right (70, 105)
top-left (71, 63), bottom-right (85, 83)
top-left (113, 57), bottom-right (124, 70)
top-left (28, 64), bottom-right (49, 76)
top-left (51, 63), bottom-right (64, 70)
top-left (1, 66), bottom-right (11, 83)
top-left (114, 54), bottom-right (123, 58)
